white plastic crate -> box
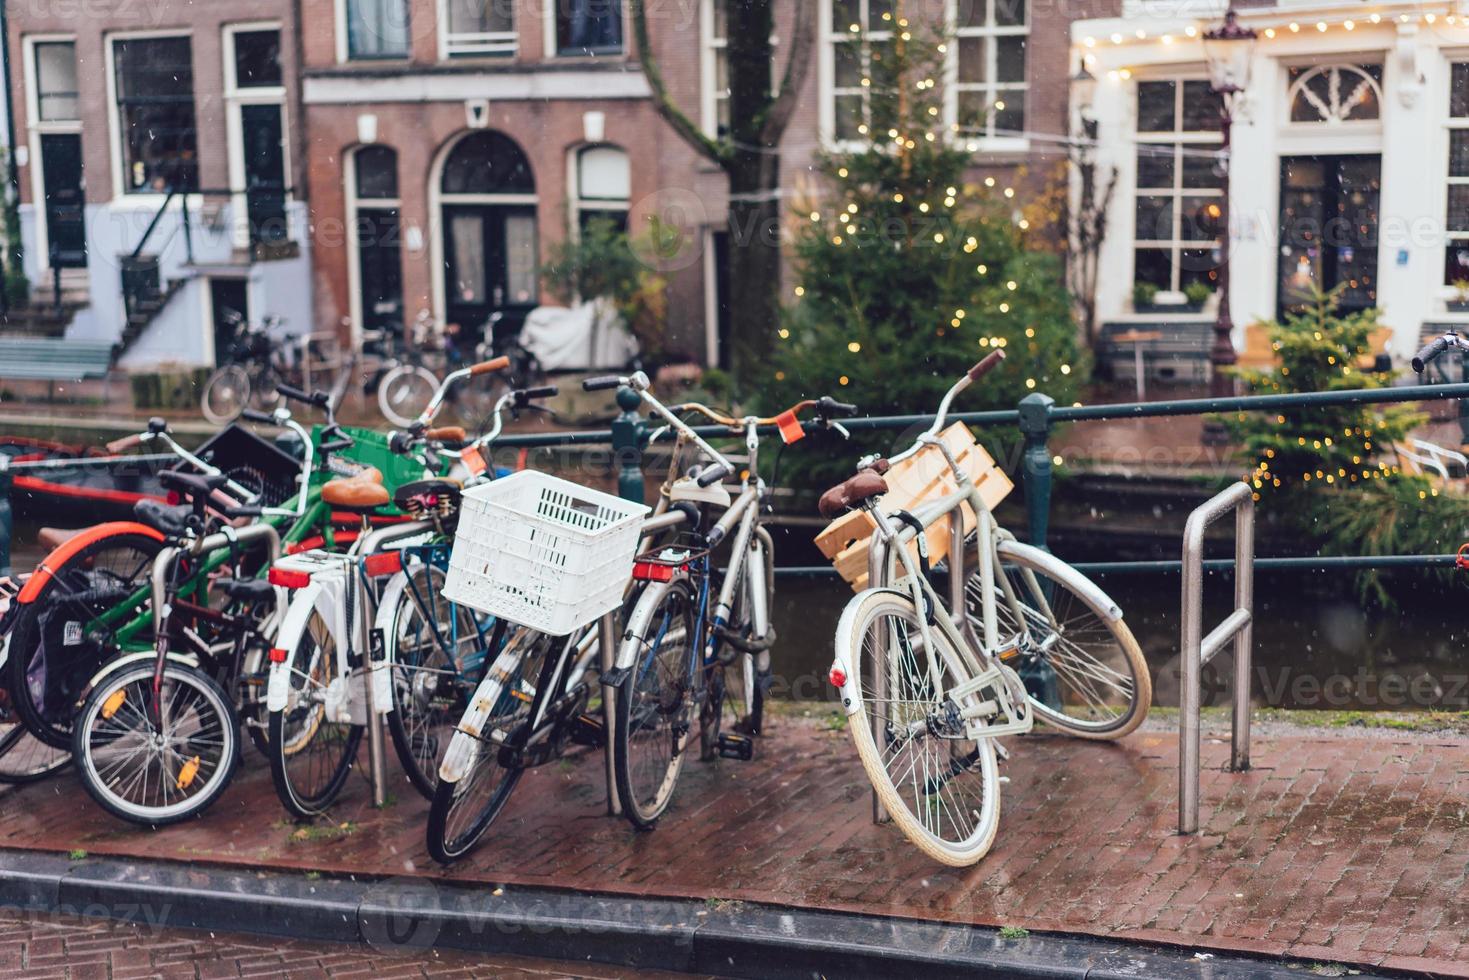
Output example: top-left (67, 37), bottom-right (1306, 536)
top-left (442, 470), bottom-right (651, 634)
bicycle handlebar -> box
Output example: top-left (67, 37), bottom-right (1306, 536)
top-left (469, 356), bottom-right (511, 376)
top-left (696, 463), bottom-right (732, 488)
top-left (276, 384), bottom-right (331, 409)
top-left (105, 433), bottom-right (144, 454)
top-left (1413, 336), bottom-right (1452, 373)
top-left (968, 349), bottom-right (1006, 381)
top-left (582, 375), bottom-right (624, 392)
top-left (241, 408), bottom-right (276, 424)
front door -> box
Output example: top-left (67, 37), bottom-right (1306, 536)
top-left (40, 132), bottom-right (86, 269)
top-left (442, 204), bottom-right (538, 344)
top-left (1278, 154), bottom-right (1381, 315)
top-left (241, 104), bottom-right (287, 245)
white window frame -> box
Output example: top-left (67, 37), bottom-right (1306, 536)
top-left (104, 29), bottom-right (200, 208)
top-left (438, 0), bottom-right (517, 59)
top-left (567, 143), bottom-right (630, 241)
top-left (700, 0), bottom-right (778, 139)
top-left (22, 34), bottom-right (81, 272)
top-left (819, 0), bottom-right (895, 149)
top-left (1131, 75), bottom-right (1223, 296)
top-left (346, 144), bottom-right (403, 350)
top-left (943, 0), bottom-right (1028, 151)
top-left (1445, 60), bottom-right (1469, 289)
top-left (224, 22), bottom-right (292, 250)
top-left (543, 0), bottom-right (626, 59)
top-left (334, 0), bottom-right (412, 63)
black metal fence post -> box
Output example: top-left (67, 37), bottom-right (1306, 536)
top-left (611, 385), bottom-right (646, 504)
top-left (1018, 392), bottom-right (1055, 551)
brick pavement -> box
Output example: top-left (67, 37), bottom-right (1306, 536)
top-left (0, 718), bottom-right (1465, 976)
top-left (0, 909), bottom-right (710, 979)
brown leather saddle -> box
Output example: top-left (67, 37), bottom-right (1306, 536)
top-left (322, 465), bottom-right (389, 511)
top-left (818, 460), bottom-right (890, 519)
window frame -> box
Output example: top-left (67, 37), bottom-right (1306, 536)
top-left (105, 30), bottom-right (200, 202)
top-left (544, 0), bottom-right (625, 59)
top-left (22, 34), bottom-right (82, 272)
top-left (347, 143), bottom-right (405, 349)
top-left (335, 0), bottom-right (412, 63)
top-left (1445, 61), bottom-right (1469, 288)
top-left (943, 0), bottom-right (1029, 149)
top-left (820, 0), bottom-right (895, 148)
top-left (438, 0), bottom-right (517, 59)
top-left (224, 22), bottom-right (292, 249)
top-left (568, 143), bottom-right (630, 238)
top-left (1131, 76), bottom-right (1224, 297)
top-left (700, 0), bottom-right (779, 139)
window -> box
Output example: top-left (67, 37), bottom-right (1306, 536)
top-left (346, 0), bottom-right (410, 59)
top-left (233, 29), bottom-right (282, 87)
top-left (351, 146), bottom-right (404, 333)
top-left (1288, 64), bottom-right (1382, 124)
top-left (113, 36), bottom-right (198, 194)
top-left (444, 0), bottom-right (515, 57)
top-left (574, 145), bottom-right (629, 231)
top-left (35, 41), bottom-right (79, 121)
top-left (556, 0), bottom-right (623, 57)
top-left (1133, 79), bottom-right (1223, 294)
top-left (1446, 64), bottom-right (1469, 284)
top-left (953, 0), bottom-right (1027, 141)
top-left (829, 0), bottom-right (896, 142)
top-left (227, 27), bottom-right (289, 247)
top-left (441, 131), bottom-right (535, 194)
top-left (703, 1), bottom-right (777, 138)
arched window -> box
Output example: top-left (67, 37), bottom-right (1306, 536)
top-left (350, 145), bottom-right (403, 336)
top-left (440, 131), bottom-right (535, 195)
top-left (573, 145), bottom-right (629, 232)
top-left (1288, 64), bottom-right (1383, 124)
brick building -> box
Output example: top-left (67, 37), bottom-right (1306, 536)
top-left (300, 0), bottom-right (1112, 365)
top-left (5, 0), bottom-right (314, 368)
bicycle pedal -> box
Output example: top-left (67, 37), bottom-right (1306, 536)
top-left (716, 733), bottom-right (754, 761)
top-left (568, 713), bottom-right (605, 748)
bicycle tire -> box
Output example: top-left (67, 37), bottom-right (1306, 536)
top-left (837, 588), bottom-right (1002, 867)
top-left (965, 544), bottom-right (1151, 739)
top-left (0, 721), bottom-right (70, 783)
top-left (378, 365), bottom-right (439, 428)
top-left (614, 578), bottom-right (697, 829)
top-left (201, 364), bottom-right (253, 425)
top-left (73, 661), bottom-right (239, 826)
top-left (6, 532), bottom-right (163, 749)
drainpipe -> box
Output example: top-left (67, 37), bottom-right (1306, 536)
top-left (0, 0), bottom-right (19, 316)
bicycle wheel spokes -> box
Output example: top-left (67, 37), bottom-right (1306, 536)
top-left (620, 585), bottom-right (695, 823)
top-left (849, 595), bottom-right (999, 863)
top-left (0, 720), bottom-right (69, 782)
top-left (272, 612), bottom-right (361, 813)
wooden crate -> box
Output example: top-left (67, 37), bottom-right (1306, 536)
top-left (814, 422), bottom-right (1014, 591)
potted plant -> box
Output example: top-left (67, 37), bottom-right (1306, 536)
top-left (1132, 281), bottom-right (1159, 312)
top-left (1183, 281), bottom-right (1214, 311)
top-left (1449, 279), bottom-right (1469, 313)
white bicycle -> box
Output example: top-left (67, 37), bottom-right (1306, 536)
top-left (825, 351), bottom-right (1150, 865)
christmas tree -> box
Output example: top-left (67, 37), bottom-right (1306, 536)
top-left (764, 11), bottom-right (1079, 468)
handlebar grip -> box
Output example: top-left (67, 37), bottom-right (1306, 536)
top-left (224, 505), bottom-right (263, 519)
top-left (518, 385), bottom-right (559, 400)
top-left (820, 397), bottom-right (860, 417)
top-left (1412, 337), bottom-right (1450, 373)
top-left (967, 349), bottom-right (1006, 382)
top-left (696, 463), bottom-right (732, 488)
top-left (106, 433), bottom-right (143, 454)
top-left (241, 409), bottom-right (275, 424)
top-left (470, 356), bottom-right (512, 376)
top-left (425, 425), bottom-right (468, 443)
top-left (582, 376), bottom-right (624, 392)
top-left (277, 384), bottom-right (330, 408)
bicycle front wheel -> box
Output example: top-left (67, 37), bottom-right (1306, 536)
top-left (267, 610), bottom-right (363, 817)
top-left (969, 546), bottom-right (1150, 739)
top-left (837, 589), bottom-right (1001, 867)
top-left (377, 365), bottom-right (438, 428)
top-left (201, 364), bottom-right (253, 425)
top-left (73, 661), bottom-right (239, 826)
top-left (614, 579), bottom-right (697, 829)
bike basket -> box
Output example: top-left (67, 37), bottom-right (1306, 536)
top-left (176, 423), bottom-right (301, 509)
top-left (442, 470), bottom-right (650, 634)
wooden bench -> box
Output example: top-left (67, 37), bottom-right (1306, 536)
top-left (0, 337), bottom-right (115, 398)
top-left (1098, 320), bottom-right (1211, 384)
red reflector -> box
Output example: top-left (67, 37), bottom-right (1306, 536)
top-left (828, 666), bottom-right (848, 688)
top-left (268, 568), bottom-right (312, 589)
top-left (363, 551), bottom-right (403, 577)
top-left (165, 490), bottom-right (181, 506)
top-left (268, 647), bottom-right (289, 663)
top-left (632, 561), bottom-right (675, 582)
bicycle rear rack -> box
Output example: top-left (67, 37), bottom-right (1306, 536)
top-left (1179, 482), bottom-right (1254, 835)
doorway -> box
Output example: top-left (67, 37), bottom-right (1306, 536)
top-left (40, 132), bottom-right (86, 269)
top-left (210, 279), bottom-right (248, 366)
top-left (1277, 154), bottom-right (1381, 316)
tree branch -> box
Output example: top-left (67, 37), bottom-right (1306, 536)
top-left (631, 0), bottom-right (729, 170)
top-left (759, 0), bottom-right (816, 145)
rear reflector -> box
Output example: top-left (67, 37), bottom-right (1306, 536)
top-left (632, 561), bottom-right (675, 582)
top-left (828, 666), bottom-right (847, 688)
top-left (268, 568), bottom-right (312, 589)
top-left (363, 551), bottom-right (403, 578)
top-left (268, 647), bottom-right (289, 663)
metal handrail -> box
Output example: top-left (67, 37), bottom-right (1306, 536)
top-left (1179, 482), bottom-right (1254, 836)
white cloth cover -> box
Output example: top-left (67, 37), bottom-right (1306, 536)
top-left (517, 298), bottom-right (639, 371)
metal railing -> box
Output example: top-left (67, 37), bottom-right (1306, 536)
top-left (1179, 482), bottom-right (1254, 836)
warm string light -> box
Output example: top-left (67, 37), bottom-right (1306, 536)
top-left (1079, 9), bottom-right (1460, 50)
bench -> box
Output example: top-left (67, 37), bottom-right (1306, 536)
top-left (1098, 320), bottom-right (1212, 384)
top-left (0, 337), bottom-right (115, 399)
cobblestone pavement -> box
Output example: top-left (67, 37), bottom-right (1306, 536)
top-left (0, 910), bottom-right (713, 979)
top-left (0, 717), bottom-right (1465, 976)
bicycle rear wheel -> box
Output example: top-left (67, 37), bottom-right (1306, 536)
top-left (6, 532), bottom-right (162, 749)
top-left (267, 610), bottom-right (363, 817)
top-left (837, 588), bottom-right (1001, 867)
top-left (0, 720), bottom-right (70, 783)
top-left (614, 579), bottom-right (697, 829)
top-left (201, 364), bottom-right (252, 425)
top-left (377, 365), bottom-right (438, 428)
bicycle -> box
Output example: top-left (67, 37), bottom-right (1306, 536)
top-left (264, 357), bottom-right (516, 817)
top-left (824, 350), bottom-right (1149, 866)
top-left (582, 371), bottom-right (859, 829)
top-left (0, 576), bottom-right (71, 783)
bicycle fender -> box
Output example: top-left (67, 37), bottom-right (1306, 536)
top-left (82, 651), bottom-right (201, 702)
top-left (613, 579), bottom-right (679, 674)
top-left (830, 587), bottom-right (910, 716)
top-left (266, 580), bottom-right (331, 712)
top-left (17, 522), bottom-right (165, 604)
top-left (438, 647), bottom-right (520, 783)
top-left (373, 568), bottom-right (411, 666)
top-left (994, 540), bottom-right (1124, 623)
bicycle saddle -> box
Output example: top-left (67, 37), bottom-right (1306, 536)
top-left (159, 470), bottom-right (229, 501)
top-left (134, 498), bottom-right (194, 537)
top-left (818, 463), bottom-right (891, 519)
top-left (215, 577), bottom-right (276, 604)
top-left (392, 478), bottom-right (462, 512)
top-left (322, 466), bottom-right (390, 511)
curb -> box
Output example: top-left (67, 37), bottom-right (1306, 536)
top-left (0, 851), bottom-right (1396, 979)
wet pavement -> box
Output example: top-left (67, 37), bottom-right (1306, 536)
top-left (0, 716), bottom-right (1464, 975)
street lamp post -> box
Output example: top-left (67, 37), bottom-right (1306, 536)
top-left (1201, 7), bottom-right (1256, 443)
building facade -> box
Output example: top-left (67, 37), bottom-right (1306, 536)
top-left (1076, 0), bottom-right (1469, 365)
top-left (300, 0), bottom-right (1108, 365)
top-left (6, 1), bottom-right (313, 368)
